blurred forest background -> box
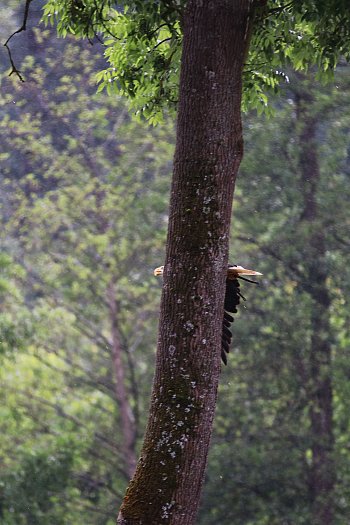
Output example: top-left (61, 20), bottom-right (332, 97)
top-left (1, 2), bottom-right (350, 524)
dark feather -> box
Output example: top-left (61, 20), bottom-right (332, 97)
top-left (223, 311), bottom-right (234, 323)
top-left (221, 276), bottom-right (241, 365)
top-left (224, 279), bottom-right (240, 312)
top-left (221, 350), bottom-right (228, 366)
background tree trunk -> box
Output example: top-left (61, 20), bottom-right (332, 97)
top-left (295, 82), bottom-right (335, 525)
top-left (117, 1), bottom-right (254, 523)
top-left (107, 280), bottom-right (137, 480)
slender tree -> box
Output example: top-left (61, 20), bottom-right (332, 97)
top-left (117, 4), bottom-right (253, 523)
top-left (294, 78), bottom-right (335, 525)
top-left (10, 1), bottom-right (350, 522)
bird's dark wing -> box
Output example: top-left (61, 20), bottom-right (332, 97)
top-left (224, 279), bottom-right (241, 313)
top-left (221, 278), bottom-right (241, 365)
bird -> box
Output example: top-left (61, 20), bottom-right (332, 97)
top-left (153, 264), bottom-right (262, 365)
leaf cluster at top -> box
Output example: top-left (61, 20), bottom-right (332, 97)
top-left (41, 0), bottom-right (350, 120)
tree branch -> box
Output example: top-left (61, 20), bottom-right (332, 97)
top-left (3, 0), bottom-right (33, 81)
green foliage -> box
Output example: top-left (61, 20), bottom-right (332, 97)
top-left (0, 19), bottom-right (172, 523)
top-left (199, 68), bottom-right (350, 524)
top-left (0, 252), bottom-right (32, 356)
top-left (43, 0), bottom-right (183, 123)
top-left (41, 0), bottom-right (350, 120)
top-left (2, 5), bottom-right (350, 524)
top-left (1, 447), bottom-right (75, 524)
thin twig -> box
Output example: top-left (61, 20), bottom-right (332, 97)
top-left (152, 37), bottom-right (172, 51)
top-left (3, 0), bottom-right (33, 81)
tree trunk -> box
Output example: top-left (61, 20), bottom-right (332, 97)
top-left (117, 1), bottom-right (254, 523)
top-left (107, 280), bottom-right (137, 480)
top-left (295, 83), bottom-right (335, 525)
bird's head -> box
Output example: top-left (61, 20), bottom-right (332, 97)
top-left (153, 265), bottom-right (164, 277)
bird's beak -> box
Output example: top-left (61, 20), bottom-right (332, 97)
top-left (228, 266), bottom-right (263, 278)
top-left (153, 266), bottom-right (164, 277)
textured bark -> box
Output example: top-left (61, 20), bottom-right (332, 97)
top-left (108, 280), bottom-right (137, 480)
top-left (117, 1), bottom-right (254, 523)
top-left (296, 85), bottom-right (335, 525)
